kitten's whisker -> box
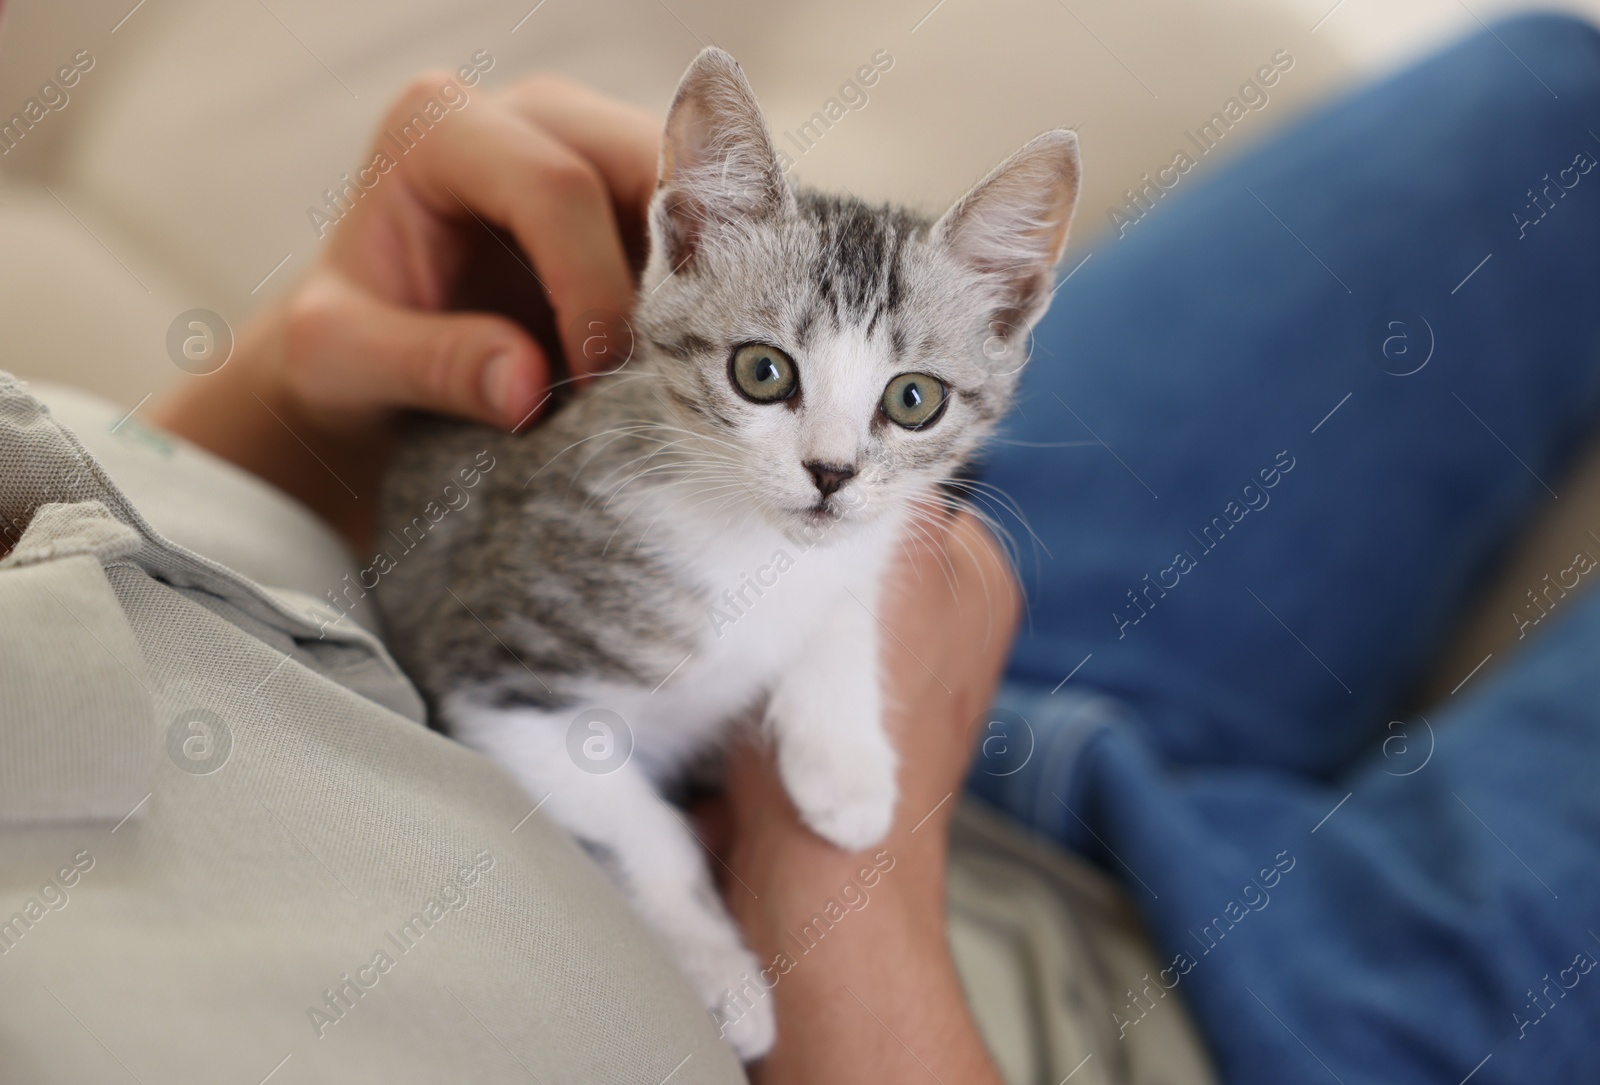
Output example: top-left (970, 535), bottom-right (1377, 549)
top-left (611, 479), bottom-right (752, 554)
top-left (525, 423), bottom-right (676, 487)
top-left (594, 458), bottom-right (727, 517)
top-left (627, 478), bottom-right (752, 551)
top-left (588, 440), bottom-right (707, 497)
top-left (600, 474), bottom-right (750, 552)
top-left (566, 436), bottom-right (677, 507)
top-left (941, 477), bottom-right (1045, 562)
top-left (913, 492), bottom-right (1024, 645)
top-left (605, 474), bottom-right (740, 530)
top-left (635, 420), bottom-right (744, 454)
top-left (896, 510), bottom-right (949, 578)
top-left (900, 510), bottom-right (963, 599)
top-left (987, 437), bottom-right (1104, 449)
top-left (942, 520), bottom-right (1003, 643)
top-left (921, 485), bottom-right (1022, 580)
top-left (579, 438), bottom-right (718, 504)
top-left (572, 428), bottom-right (683, 488)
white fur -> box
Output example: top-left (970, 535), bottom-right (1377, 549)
top-left (449, 462), bottom-right (905, 1059)
top-left (439, 46), bottom-right (1080, 1062)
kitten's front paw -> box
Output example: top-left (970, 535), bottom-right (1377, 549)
top-left (780, 736), bottom-right (897, 851)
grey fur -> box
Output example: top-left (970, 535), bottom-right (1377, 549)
top-left (376, 46), bottom-right (1080, 741)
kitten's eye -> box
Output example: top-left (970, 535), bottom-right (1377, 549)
top-left (882, 373), bottom-right (947, 429)
top-left (730, 344), bottom-right (798, 403)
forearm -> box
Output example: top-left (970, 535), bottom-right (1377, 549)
top-left (730, 825), bottom-right (1002, 1084)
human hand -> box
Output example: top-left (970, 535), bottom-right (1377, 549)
top-left (279, 69), bottom-right (659, 428)
top-left (153, 71), bottom-right (661, 547)
top-left (715, 507), bottom-right (1019, 1082)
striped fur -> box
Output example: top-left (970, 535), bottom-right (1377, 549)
top-left (375, 46), bottom-right (1080, 1059)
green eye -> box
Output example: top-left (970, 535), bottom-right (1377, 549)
top-left (730, 343), bottom-right (798, 403)
top-left (882, 373), bottom-right (946, 429)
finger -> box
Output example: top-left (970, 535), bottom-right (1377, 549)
top-left (283, 273), bottom-right (550, 428)
top-left (380, 82), bottom-right (639, 378)
top-left (500, 74), bottom-right (662, 233)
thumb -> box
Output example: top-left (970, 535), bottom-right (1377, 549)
top-left (283, 275), bottom-right (550, 428)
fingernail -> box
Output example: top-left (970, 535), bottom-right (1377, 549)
top-left (482, 353), bottom-right (519, 422)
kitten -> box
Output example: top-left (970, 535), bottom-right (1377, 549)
top-left (376, 46), bottom-right (1079, 1058)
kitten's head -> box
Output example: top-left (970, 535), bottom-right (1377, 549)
top-left (634, 47), bottom-right (1079, 538)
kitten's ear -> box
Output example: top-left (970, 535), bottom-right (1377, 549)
top-left (650, 47), bottom-right (791, 274)
top-left (934, 129), bottom-right (1081, 332)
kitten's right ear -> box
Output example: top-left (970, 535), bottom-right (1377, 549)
top-left (649, 48), bottom-right (791, 276)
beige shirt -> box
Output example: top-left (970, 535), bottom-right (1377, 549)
top-left (0, 374), bottom-right (1212, 1085)
top-left (0, 373), bottom-right (746, 1085)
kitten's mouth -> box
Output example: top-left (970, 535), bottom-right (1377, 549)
top-left (795, 498), bottom-right (860, 528)
top-left (780, 489), bottom-right (869, 532)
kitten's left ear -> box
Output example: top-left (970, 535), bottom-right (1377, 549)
top-left (934, 129), bottom-right (1081, 331)
top-left (649, 47), bottom-right (792, 277)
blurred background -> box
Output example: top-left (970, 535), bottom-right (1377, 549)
top-left (3, 0), bottom-right (1600, 682)
top-left (7, 0), bottom-right (1600, 408)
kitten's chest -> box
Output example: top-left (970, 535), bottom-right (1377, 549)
top-left (590, 510), bottom-right (895, 775)
top-left (685, 525), bottom-right (870, 673)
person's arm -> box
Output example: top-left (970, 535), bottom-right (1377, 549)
top-left (720, 510), bottom-right (1017, 1083)
top-left (149, 73), bottom-right (660, 552)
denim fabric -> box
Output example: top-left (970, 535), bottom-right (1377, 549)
top-left (968, 14), bottom-right (1600, 1083)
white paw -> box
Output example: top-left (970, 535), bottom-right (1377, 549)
top-left (680, 934), bottom-right (777, 1059)
top-left (780, 736), bottom-right (897, 851)
top-left (717, 986), bottom-right (777, 1061)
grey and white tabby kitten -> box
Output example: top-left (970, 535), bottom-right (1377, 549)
top-left (376, 47), bottom-right (1079, 1058)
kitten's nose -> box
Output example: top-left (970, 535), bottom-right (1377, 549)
top-left (804, 461), bottom-right (856, 497)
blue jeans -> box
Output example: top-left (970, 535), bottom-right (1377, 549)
top-left (968, 14), bottom-right (1600, 1083)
